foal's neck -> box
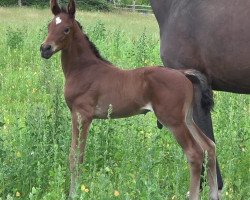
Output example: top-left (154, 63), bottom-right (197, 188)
top-left (61, 23), bottom-right (109, 77)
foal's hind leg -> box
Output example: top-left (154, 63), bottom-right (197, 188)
top-left (186, 108), bottom-right (219, 200)
top-left (156, 113), bottom-right (203, 200)
top-left (170, 123), bottom-right (203, 200)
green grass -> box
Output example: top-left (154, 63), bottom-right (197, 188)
top-left (0, 7), bottom-right (249, 200)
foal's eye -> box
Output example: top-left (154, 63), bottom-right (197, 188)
top-left (64, 27), bottom-right (70, 34)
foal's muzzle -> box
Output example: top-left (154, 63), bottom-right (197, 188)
top-left (40, 44), bottom-right (53, 59)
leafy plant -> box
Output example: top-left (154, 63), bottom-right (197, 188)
top-left (6, 27), bottom-right (25, 50)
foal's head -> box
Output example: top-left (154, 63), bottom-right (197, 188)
top-left (41, 0), bottom-right (77, 59)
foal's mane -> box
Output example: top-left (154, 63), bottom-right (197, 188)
top-left (60, 7), bottom-right (110, 64)
top-left (76, 20), bottom-right (111, 64)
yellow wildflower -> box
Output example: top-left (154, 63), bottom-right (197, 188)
top-left (84, 188), bottom-right (89, 193)
top-left (81, 184), bottom-right (86, 191)
top-left (114, 190), bottom-right (120, 197)
top-left (16, 191), bottom-right (21, 197)
top-left (81, 184), bottom-right (89, 193)
top-left (16, 151), bottom-right (21, 157)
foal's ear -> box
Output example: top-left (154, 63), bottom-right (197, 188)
top-left (68, 0), bottom-right (76, 18)
top-left (50, 0), bottom-right (61, 15)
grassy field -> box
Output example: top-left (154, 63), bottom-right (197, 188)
top-left (0, 7), bottom-right (249, 200)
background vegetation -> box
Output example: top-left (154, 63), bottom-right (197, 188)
top-left (0, 7), bottom-right (249, 200)
top-left (0, 0), bottom-right (150, 11)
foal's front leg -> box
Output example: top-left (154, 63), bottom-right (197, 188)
top-left (69, 111), bottom-right (92, 199)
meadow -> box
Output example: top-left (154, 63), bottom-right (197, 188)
top-left (0, 7), bottom-right (249, 200)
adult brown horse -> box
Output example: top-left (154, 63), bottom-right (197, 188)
top-left (40, 0), bottom-right (219, 199)
top-left (150, 0), bottom-right (250, 193)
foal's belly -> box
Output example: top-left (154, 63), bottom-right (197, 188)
top-left (93, 101), bottom-right (149, 119)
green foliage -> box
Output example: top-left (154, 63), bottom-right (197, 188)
top-left (0, 0), bottom-right (150, 10)
top-left (25, 0), bottom-right (49, 7)
top-left (0, 0), bottom-right (112, 11)
top-left (88, 20), bottom-right (107, 41)
top-left (0, 7), bottom-right (249, 200)
top-left (0, 0), bottom-right (17, 7)
top-left (6, 27), bottom-right (25, 50)
top-left (78, 0), bottom-right (112, 11)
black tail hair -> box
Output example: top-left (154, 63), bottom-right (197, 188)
top-left (184, 70), bottom-right (214, 114)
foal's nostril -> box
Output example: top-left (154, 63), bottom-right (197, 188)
top-left (45, 45), bottom-right (52, 51)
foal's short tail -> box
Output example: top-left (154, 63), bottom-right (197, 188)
top-left (184, 70), bottom-right (214, 114)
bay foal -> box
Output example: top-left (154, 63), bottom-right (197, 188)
top-left (40, 0), bottom-right (219, 199)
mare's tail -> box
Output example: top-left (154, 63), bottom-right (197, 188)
top-left (184, 70), bottom-right (214, 114)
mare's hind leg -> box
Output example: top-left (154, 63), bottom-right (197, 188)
top-left (193, 84), bottom-right (223, 193)
top-left (186, 108), bottom-right (219, 200)
top-left (156, 115), bottom-right (203, 200)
